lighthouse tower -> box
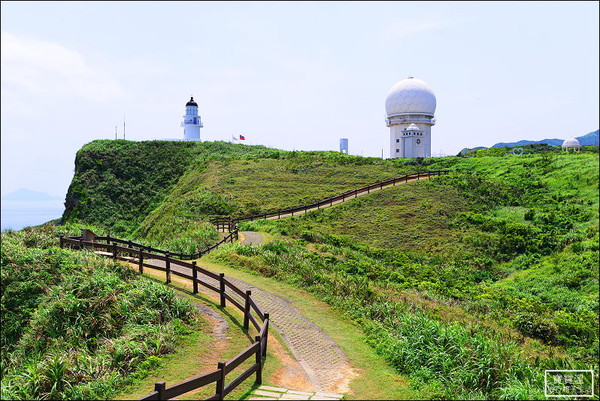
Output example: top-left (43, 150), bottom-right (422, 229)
top-left (385, 77), bottom-right (436, 158)
top-left (181, 97), bottom-right (203, 141)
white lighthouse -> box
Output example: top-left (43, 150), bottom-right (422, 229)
top-left (181, 96), bottom-right (203, 141)
top-left (385, 77), bottom-right (436, 158)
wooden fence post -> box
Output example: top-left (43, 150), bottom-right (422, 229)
top-left (165, 252), bottom-right (171, 284)
top-left (255, 336), bottom-right (263, 384)
top-left (219, 273), bottom-right (226, 307)
top-left (154, 381), bottom-right (166, 400)
top-left (79, 238), bottom-right (83, 250)
top-left (243, 290), bottom-right (252, 330)
top-left (138, 248), bottom-right (144, 274)
top-left (59, 236), bottom-right (64, 248)
top-left (215, 362), bottom-right (225, 400)
top-left (192, 261), bottom-right (198, 294)
top-left (263, 313), bottom-right (269, 357)
top-left (112, 242), bottom-right (117, 260)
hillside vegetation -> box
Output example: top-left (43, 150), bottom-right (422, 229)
top-left (62, 140), bottom-right (426, 253)
top-left (59, 140), bottom-right (598, 399)
top-left (1, 224), bottom-right (197, 400)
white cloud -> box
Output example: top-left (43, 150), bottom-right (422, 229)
top-left (1, 32), bottom-right (124, 102)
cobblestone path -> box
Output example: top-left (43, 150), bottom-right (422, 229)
top-left (240, 231), bottom-right (263, 245)
top-left (144, 257), bottom-right (354, 394)
top-left (223, 275), bottom-right (353, 393)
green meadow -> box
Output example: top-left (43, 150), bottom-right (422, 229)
top-left (3, 140), bottom-right (597, 399)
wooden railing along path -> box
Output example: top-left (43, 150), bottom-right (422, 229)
top-left (60, 235), bottom-right (269, 400)
top-left (60, 169), bottom-right (448, 400)
top-left (221, 170), bottom-right (449, 225)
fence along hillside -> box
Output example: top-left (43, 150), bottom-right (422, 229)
top-left (216, 170), bottom-right (449, 226)
top-left (60, 169), bottom-right (448, 400)
top-left (60, 233), bottom-right (269, 400)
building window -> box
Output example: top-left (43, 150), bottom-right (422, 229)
top-left (396, 139), bottom-right (399, 143)
top-left (396, 149), bottom-right (399, 153)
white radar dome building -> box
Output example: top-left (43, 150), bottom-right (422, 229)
top-left (561, 137), bottom-right (581, 152)
top-left (385, 77), bottom-right (436, 158)
top-left (181, 97), bottom-right (203, 141)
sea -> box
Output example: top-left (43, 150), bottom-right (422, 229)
top-left (1, 200), bottom-right (65, 232)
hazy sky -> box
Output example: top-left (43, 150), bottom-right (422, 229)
top-left (1, 1), bottom-right (598, 198)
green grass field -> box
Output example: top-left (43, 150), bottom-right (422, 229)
top-left (8, 141), bottom-right (597, 399)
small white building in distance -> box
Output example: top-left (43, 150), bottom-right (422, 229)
top-left (181, 97), bottom-right (203, 141)
top-left (562, 137), bottom-right (581, 152)
top-left (385, 77), bottom-right (436, 158)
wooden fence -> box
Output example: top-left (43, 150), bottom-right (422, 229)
top-left (230, 170), bottom-right (449, 223)
top-left (89, 230), bottom-right (239, 261)
top-left (60, 235), bottom-right (269, 401)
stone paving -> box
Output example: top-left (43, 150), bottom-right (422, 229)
top-left (141, 257), bottom-right (352, 394)
top-left (222, 275), bottom-right (351, 393)
top-left (248, 385), bottom-right (344, 400)
top-left (240, 231), bottom-right (264, 246)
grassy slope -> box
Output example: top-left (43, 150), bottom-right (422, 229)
top-left (205, 152), bottom-right (598, 398)
top-left (0, 224), bottom-right (197, 400)
top-left (230, 153), bottom-right (598, 345)
top-left (59, 140), bottom-right (598, 398)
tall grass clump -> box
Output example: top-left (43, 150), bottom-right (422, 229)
top-left (1, 224), bottom-right (196, 400)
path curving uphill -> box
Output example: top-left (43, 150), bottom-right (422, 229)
top-left (224, 275), bottom-right (355, 393)
top-left (146, 256), bottom-right (355, 394)
top-left (74, 171), bottom-right (447, 397)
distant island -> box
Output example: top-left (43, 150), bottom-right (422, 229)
top-left (460, 129), bottom-right (598, 155)
top-left (491, 129), bottom-right (598, 148)
top-left (1, 188), bottom-right (63, 202)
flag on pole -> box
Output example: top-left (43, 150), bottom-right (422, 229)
top-left (239, 135), bottom-right (245, 140)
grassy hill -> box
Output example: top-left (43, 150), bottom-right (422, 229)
top-left (1, 224), bottom-right (196, 400)
top-left (58, 140), bottom-right (598, 398)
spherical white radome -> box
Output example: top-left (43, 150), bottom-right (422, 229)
top-left (562, 137), bottom-right (581, 148)
top-left (385, 77), bottom-right (436, 116)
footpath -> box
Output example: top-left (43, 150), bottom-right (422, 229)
top-left (145, 249), bottom-right (353, 398)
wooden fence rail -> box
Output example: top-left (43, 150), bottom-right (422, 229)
top-left (87, 229), bottom-right (239, 261)
top-left (60, 235), bottom-right (269, 400)
top-left (229, 170), bottom-right (449, 224)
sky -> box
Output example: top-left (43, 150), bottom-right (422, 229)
top-left (1, 1), bottom-right (599, 198)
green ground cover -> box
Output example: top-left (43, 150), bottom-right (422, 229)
top-left (205, 152), bottom-right (598, 399)
top-left (1, 224), bottom-right (197, 400)
top-left (52, 140), bottom-right (599, 399)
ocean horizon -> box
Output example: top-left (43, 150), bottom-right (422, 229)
top-left (1, 200), bottom-right (65, 231)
